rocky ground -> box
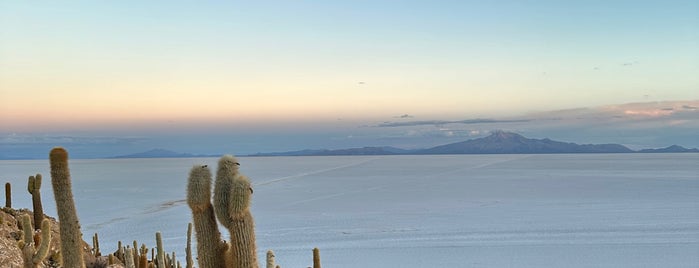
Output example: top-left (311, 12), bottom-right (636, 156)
top-left (0, 207), bottom-right (119, 268)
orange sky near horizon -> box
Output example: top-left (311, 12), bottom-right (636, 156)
top-left (1, 1), bottom-right (698, 133)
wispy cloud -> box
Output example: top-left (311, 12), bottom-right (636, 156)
top-left (0, 134), bottom-right (147, 145)
top-left (394, 114), bottom-right (414, 119)
top-left (366, 100), bottom-right (699, 150)
top-left (376, 119), bottom-right (531, 127)
top-left (528, 100), bottom-right (699, 121)
top-left (2, 101), bottom-right (697, 159)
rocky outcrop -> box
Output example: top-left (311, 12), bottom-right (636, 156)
top-left (0, 207), bottom-right (92, 268)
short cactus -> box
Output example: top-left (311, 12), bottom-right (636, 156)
top-left (187, 165), bottom-right (227, 268)
top-left (266, 250), bottom-right (276, 268)
top-left (313, 248), bottom-right (321, 268)
top-left (139, 244), bottom-right (148, 268)
top-left (214, 155), bottom-right (258, 268)
top-left (27, 174), bottom-right (44, 230)
top-left (92, 233), bottom-right (101, 257)
top-left (18, 214), bottom-right (51, 268)
top-left (49, 147), bottom-right (86, 268)
top-left (4, 182), bottom-right (10, 208)
top-left (185, 223), bottom-right (193, 268)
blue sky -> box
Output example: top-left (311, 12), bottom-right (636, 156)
top-left (1, 1), bottom-right (697, 158)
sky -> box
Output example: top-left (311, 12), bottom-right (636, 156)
top-left (1, 1), bottom-right (698, 159)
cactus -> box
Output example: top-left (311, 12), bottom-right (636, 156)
top-left (313, 248), bottom-right (321, 268)
top-left (185, 223), bottom-right (193, 268)
top-left (171, 251), bottom-right (177, 268)
top-left (133, 241), bottom-right (140, 268)
top-left (156, 232), bottom-right (165, 268)
top-left (27, 174), bottom-right (44, 229)
top-left (266, 250), bottom-right (275, 268)
top-left (18, 214), bottom-right (51, 268)
top-left (186, 165), bottom-right (227, 268)
top-left (49, 147), bottom-right (86, 268)
top-left (139, 244), bottom-right (148, 268)
top-left (125, 248), bottom-right (136, 268)
top-left (4, 182), bottom-right (10, 208)
top-left (214, 155), bottom-right (258, 268)
top-left (117, 240), bottom-right (124, 261)
top-left (93, 233), bottom-right (101, 257)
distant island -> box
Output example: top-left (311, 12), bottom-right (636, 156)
top-left (111, 131), bottom-right (699, 158)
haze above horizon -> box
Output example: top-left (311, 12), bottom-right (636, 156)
top-left (1, 1), bottom-right (698, 158)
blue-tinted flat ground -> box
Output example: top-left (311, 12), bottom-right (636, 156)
top-left (2, 154), bottom-right (697, 267)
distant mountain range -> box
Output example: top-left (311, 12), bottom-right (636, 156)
top-left (110, 131), bottom-right (698, 158)
top-left (249, 131), bottom-right (699, 156)
top-left (637, 145), bottom-right (699, 153)
top-left (110, 149), bottom-right (215, 159)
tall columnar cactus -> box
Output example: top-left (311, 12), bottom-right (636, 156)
top-left (266, 250), bottom-right (275, 268)
top-left (313, 248), bottom-right (321, 268)
top-left (187, 165), bottom-right (227, 268)
top-left (125, 248), bottom-right (136, 268)
top-left (49, 147), bottom-right (86, 268)
top-left (156, 232), bottom-right (166, 268)
top-left (133, 240), bottom-right (140, 268)
top-left (185, 223), bottom-right (194, 268)
top-left (27, 174), bottom-right (44, 229)
top-left (18, 214), bottom-right (51, 268)
top-left (4, 182), bottom-right (10, 208)
top-left (92, 233), bottom-right (101, 257)
top-left (171, 252), bottom-right (177, 268)
top-left (214, 155), bottom-right (258, 268)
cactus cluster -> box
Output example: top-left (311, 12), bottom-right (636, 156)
top-left (102, 237), bottom-right (183, 268)
top-left (186, 155), bottom-right (322, 268)
top-left (12, 147), bottom-right (323, 268)
top-left (18, 214), bottom-right (51, 268)
top-left (214, 155), bottom-right (258, 268)
top-left (186, 155), bottom-right (259, 267)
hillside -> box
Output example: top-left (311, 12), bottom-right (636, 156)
top-left (418, 131), bottom-right (634, 154)
top-left (0, 207), bottom-right (120, 268)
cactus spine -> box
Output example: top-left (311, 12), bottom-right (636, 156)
top-left (18, 214), bottom-right (51, 268)
top-left (214, 155), bottom-right (258, 268)
top-left (27, 174), bottom-right (44, 229)
top-left (49, 147), bottom-right (86, 268)
top-left (313, 248), bottom-right (321, 268)
top-left (187, 165), bottom-right (227, 268)
top-left (5, 182), bottom-right (10, 208)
